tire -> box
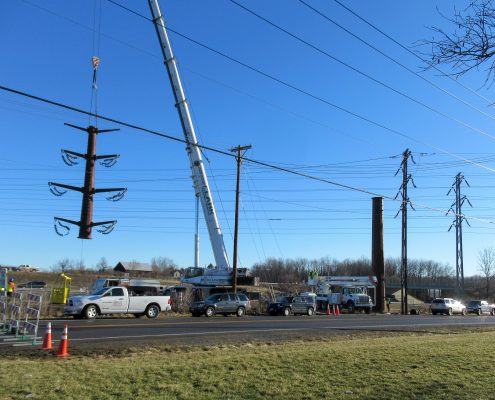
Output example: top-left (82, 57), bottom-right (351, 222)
top-left (347, 301), bottom-right (355, 314)
top-left (236, 307), bottom-right (245, 317)
top-left (461, 308), bottom-right (467, 316)
top-left (84, 305), bottom-right (98, 319)
top-left (365, 308), bottom-right (371, 314)
top-left (307, 307), bottom-right (314, 316)
top-left (145, 304), bottom-right (160, 319)
top-left (205, 306), bottom-right (215, 317)
top-left (447, 308), bottom-right (453, 316)
top-left (283, 307), bottom-right (291, 317)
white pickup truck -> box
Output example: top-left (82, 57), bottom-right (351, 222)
top-left (64, 286), bottom-right (171, 319)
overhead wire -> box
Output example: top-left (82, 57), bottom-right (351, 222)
top-left (296, 0), bottom-right (495, 123)
top-left (103, 0), bottom-right (495, 174)
top-left (331, 0), bottom-right (495, 105)
top-left (2, 84), bottom-right (494, 226)
top-left (227, 0), bottom-right (495, 142)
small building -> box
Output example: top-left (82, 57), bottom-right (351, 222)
top-left (114, 261), bottom-right (152, 275)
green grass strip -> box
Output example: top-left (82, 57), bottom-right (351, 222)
top-left (1, 331), bottom-right (494, 399)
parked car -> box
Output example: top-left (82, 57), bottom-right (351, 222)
top-left (189, 292), bottom-right (250, 317)
top-left (268, 295), bottom-right (316, 316)
top-left (12, 265), bottom-right (39, 272)
top-left (17, 281), bottom-right (47, 289)
top-left (466, 300), bottom-right (495, 316)
top-left (430, 298), bottom-right (466, 315)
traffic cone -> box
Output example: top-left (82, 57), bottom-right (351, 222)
top-left (335, 306), bottom-right (340, 316)
top-left (55, 325), bottom-right (69, 357)
top-left (41, 322), bottom-right (52, 351)
top-left (326, 303), bottom-right (331, 316)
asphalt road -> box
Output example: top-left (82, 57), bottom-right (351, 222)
top-left (2, 313), bottom-right (495, 354)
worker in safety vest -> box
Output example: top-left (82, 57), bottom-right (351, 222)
top-left (7, 278), bottom-right (16, 297)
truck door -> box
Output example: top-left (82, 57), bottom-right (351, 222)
top-left (100, 288), bottom-right (127, 313)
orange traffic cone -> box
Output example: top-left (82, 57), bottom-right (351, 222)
top-left (56, 325), bottom-right (69, 357)
top-left (326, 303), bottom-right (331, 315)
top-left (335, 306), bottom-right (340, 316)
top-left (41, 322), bottom-right (52, 351)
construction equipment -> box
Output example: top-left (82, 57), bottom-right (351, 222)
top-left (51, 273), bottom-right (71, 304)
top-left (309, 276), bottom-right (377, 314)
top-left (148, 0), bottom-right (235, 286)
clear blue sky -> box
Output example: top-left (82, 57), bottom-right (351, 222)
top-left (1, 0), bottom-right (494, 276)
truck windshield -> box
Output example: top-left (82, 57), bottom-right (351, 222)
top-left (93, 288), bottom-right (110, 296)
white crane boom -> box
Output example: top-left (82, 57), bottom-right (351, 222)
top-left (148, 0), bottom-right (230, 270)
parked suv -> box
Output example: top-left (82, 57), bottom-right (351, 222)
top-left (189, 293), bottom-right (250, 317)
top-left (268, 295), bottom-right (316, 316)
top-left (430, 298), bottom-right (466, 315)
top-left (466, 300), bottom-right (495, 316)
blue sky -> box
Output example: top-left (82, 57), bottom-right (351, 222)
top-left (1, 0), bottom-right (495, 275)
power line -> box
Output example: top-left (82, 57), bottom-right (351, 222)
top-left (297, 0), bottom-right (495, 124)
top-left (228, 0), bottom-right (495, 142)
top-left (103, 0), bottom-right (495, 173)
top-left (331, 0), bottom-right (495, 105)
top-left (1, 84), bottom-right (494, 225)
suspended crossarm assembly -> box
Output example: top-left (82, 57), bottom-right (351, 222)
top-left (49, 123), bottom-right (127, 239)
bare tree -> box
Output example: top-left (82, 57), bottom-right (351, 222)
top-left (150, 257), bottom-right (177, 277)
top-left (95, 257), bottom-right (109, 273)
top-left (478, 247), bottom-right (495, 298)
top-left (423, 1), bottom-right (495, 84)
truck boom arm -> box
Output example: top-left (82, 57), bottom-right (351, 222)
top-left (148, 0), bottom-right (230, 270)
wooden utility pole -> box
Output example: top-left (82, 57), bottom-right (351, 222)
top-left (230, 145), bottom-right (251, 293)
top-left (372, 197), bottom-right (385, 313)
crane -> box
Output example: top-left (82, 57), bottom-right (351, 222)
top-left (148, 0), bottom-right (234, 285)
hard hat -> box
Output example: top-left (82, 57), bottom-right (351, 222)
top-left (8, 278), bottom-right (14, 282)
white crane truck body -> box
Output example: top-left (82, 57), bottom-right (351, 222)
top-left (309, 276), bottom-right (377, 313)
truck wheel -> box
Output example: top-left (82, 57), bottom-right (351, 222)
top-left (283, 307), bottom-right (291, 316)
top-left (307, 307), bottom-right (314, 316)
top-left (347, 302), bottom-right (355, 314)
top-left (205, 306), bottom-right (215, 317)
top-left (145, 304), bottom-right (160, 319)
top-left (236, 307), bottom-right (245, 317)
top-left (84, 305), bottom-right (98, 319)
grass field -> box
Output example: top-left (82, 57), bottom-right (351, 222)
top-left (2, 330), bottom-right (495, 400)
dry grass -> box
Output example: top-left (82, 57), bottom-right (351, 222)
top-left (2, 331), bottom-right (495, 399)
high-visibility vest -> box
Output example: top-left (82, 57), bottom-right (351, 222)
top-left (7, 282), bottom-right (15, 293)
